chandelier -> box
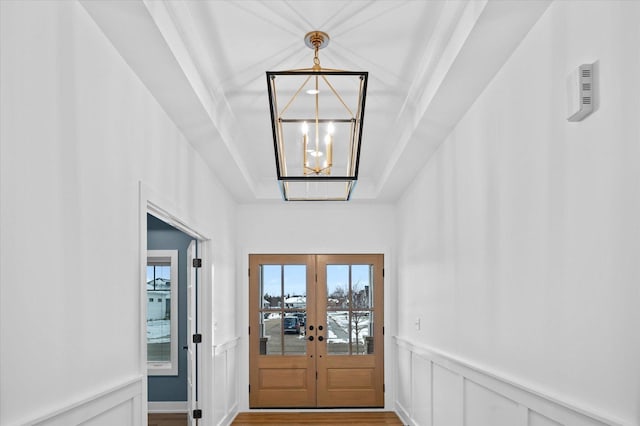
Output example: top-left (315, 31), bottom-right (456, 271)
top-left (267, 31), bottom-right (368, 201)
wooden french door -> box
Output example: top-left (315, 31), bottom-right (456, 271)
top-left (249, 254), bottom-right (384, 408)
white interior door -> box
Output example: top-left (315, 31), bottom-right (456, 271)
top-left (186, 240), bottom-right (198, 425)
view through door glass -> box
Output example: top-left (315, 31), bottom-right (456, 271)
top-left (260, 264), bottom-right (308, 356)
top-left (325, 264), bottom-right (375, 355)
top-left (249, 254), bottom-right (383, 408)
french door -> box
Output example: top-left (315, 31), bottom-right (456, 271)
top-left (249, 254), bottom-right (384, 408)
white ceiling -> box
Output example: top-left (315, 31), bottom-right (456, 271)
top-left (81, 0), bottom-right (551, 203)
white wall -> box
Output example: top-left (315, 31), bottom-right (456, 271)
top-left (236, 202), bottom-right (396, 410)
top-left (0, 1), bottom-right (237, 425)
top-left (395, 1), bottom-right (639, 425)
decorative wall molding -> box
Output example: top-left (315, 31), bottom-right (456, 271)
top-left (25, 377), bottom-right (143, 426)
top-left (394, 337), bottom-right (627, 426)
top-left (214, 336), bottom-right (240, 356)
top-left (213, 337), bottom-right (240, 426)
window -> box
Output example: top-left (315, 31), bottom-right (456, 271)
top-left (147, 250), bottom-right (178, 376)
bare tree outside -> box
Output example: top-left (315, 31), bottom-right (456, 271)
top-left (327, 280), bottom-right (372, 354)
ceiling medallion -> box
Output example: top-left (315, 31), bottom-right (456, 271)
top-left (267, 31), bottom-right (368, 201)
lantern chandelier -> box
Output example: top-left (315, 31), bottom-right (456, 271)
top-left (267, 31), bottom-right (368, 201)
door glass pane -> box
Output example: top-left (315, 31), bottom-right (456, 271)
top-left (261, 265), bottom-right (282, 309)
top-left (283, 265), bottom-right (306, 355)
top-left (351, 264), bottom-right (373, 309)
top-left (283, 265), bottom-right (306, 309)
top-left (351, 311), bottom-right (373, 355)
top-left (326, 310), bottom-right (349, 355)
top-left (147, 264), bottom-right (171, 362)
top-left (283, 312), bottom-right (306, 355)
top-left (260, 312), bottom-right (282, 355)
top-left (327, 265), bottom-right (349, 309)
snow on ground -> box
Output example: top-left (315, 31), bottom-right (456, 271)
top-left (327, 312), bottom-right (370, 344)
top-left (147, 319), bottom-right (170, 343)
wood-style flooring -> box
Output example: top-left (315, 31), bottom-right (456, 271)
top-left (148, 413), bottom-right (187, 426)
top-left (232, 411), bottom-right (404, 425)
top-left (149, 411), bottom-right (404, 425)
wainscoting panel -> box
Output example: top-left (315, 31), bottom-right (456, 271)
top-left (226, 344), bottom-right (238, 416)
top-left (529, 411), bottom-right (563, 426)
top-left (432, 363), bottom-right (463, 426)
top-left (396, 343), bottom-right (412, 420)
top-left (213, 337), bottom-right (240, 426)
top-left (394, 337), bottom-right (625, 426)
top-left (82, 400), bottom-right (134, 426)
top-left (27, 377), bottom-right (143, 426)
top-left (411, 352), bottom-right (432, 426)
top-left (464, 381), bottom-right (521, 426)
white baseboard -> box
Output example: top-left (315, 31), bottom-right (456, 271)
top-left (217, 404), bottom-right (238, 426)
top-left (148, 401), bottom-right (188, 413)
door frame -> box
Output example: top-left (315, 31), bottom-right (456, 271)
top-left (240, 249), bottom-right (394, 412)
top-left (139, 182), bottom-right (211, 425)
top-left (248, 253), bottom-right (385, 409)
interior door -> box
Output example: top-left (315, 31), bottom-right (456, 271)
top-left (186, 240), bottom-right (198, 424)
top-left (249, 254), bottom-right (384, 408)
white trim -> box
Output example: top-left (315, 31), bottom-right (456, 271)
top-left (148, 401), bottom-right (188, 413)
top-left (139, 181), bottom-right (213, 426)
top-left (147, 250), bottom-right (179, 376)
top-left (217, 407), bottom-right (238, 426)
top-left (394, 336), bottom-right (628, 426)
top-left (212, 336), bottom-right (242, 425)
top-left (214, 336), bottom-right (240, 356)
top-left (237, 246), bottom-right (395, 412)
top-left (24, 377), bottom-right (143, 426)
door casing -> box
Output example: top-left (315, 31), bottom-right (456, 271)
top-left (249, 253), bottom-right (384, 408)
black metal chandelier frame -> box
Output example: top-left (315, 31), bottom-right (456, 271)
top-left (266, 31), bottom-right (368, 201)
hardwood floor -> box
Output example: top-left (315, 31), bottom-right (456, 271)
top-left (148, 413), bottom-right (187, 426)
top-left (232, 411), bottom-right (404, 425)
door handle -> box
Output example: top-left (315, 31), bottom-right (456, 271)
top-left (308, 335), bottom-right (314, 341)
top-left (308, 325), bottom-right (314, 331)
top-left (318, 336), bottom-right (324, 342)
top-left (318, 325), bottom-right (323, 331)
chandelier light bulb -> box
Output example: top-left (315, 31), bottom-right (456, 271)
top-left (301, 121), bottom-right (309, 135)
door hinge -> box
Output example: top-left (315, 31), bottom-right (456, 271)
top-left (192, 333), bottom-right (202, 344)
top-left (248, 326), bottom-right (250, 335)
top-left (248, 384), bottom-right (251, 393)
top-left (383, 326), bottom-right (385, 335)
top-left (192, 258), bottom-right (202, 268)
top-left (193, 409), bottom-right (202, 419)
top-left (383, 268), bottom-right (385, 278)
top-left (384, 383), bottom-right (386, 393)
top-left (248, 267), bottom-right (250, 277)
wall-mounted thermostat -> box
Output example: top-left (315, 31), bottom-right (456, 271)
top-left (567, 63), bottom-right (595, 122)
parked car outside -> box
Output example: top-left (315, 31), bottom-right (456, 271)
top-left (293, 312), bottom-right (306, 327)
top-left (283, 316), bottom-right (300, 334)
